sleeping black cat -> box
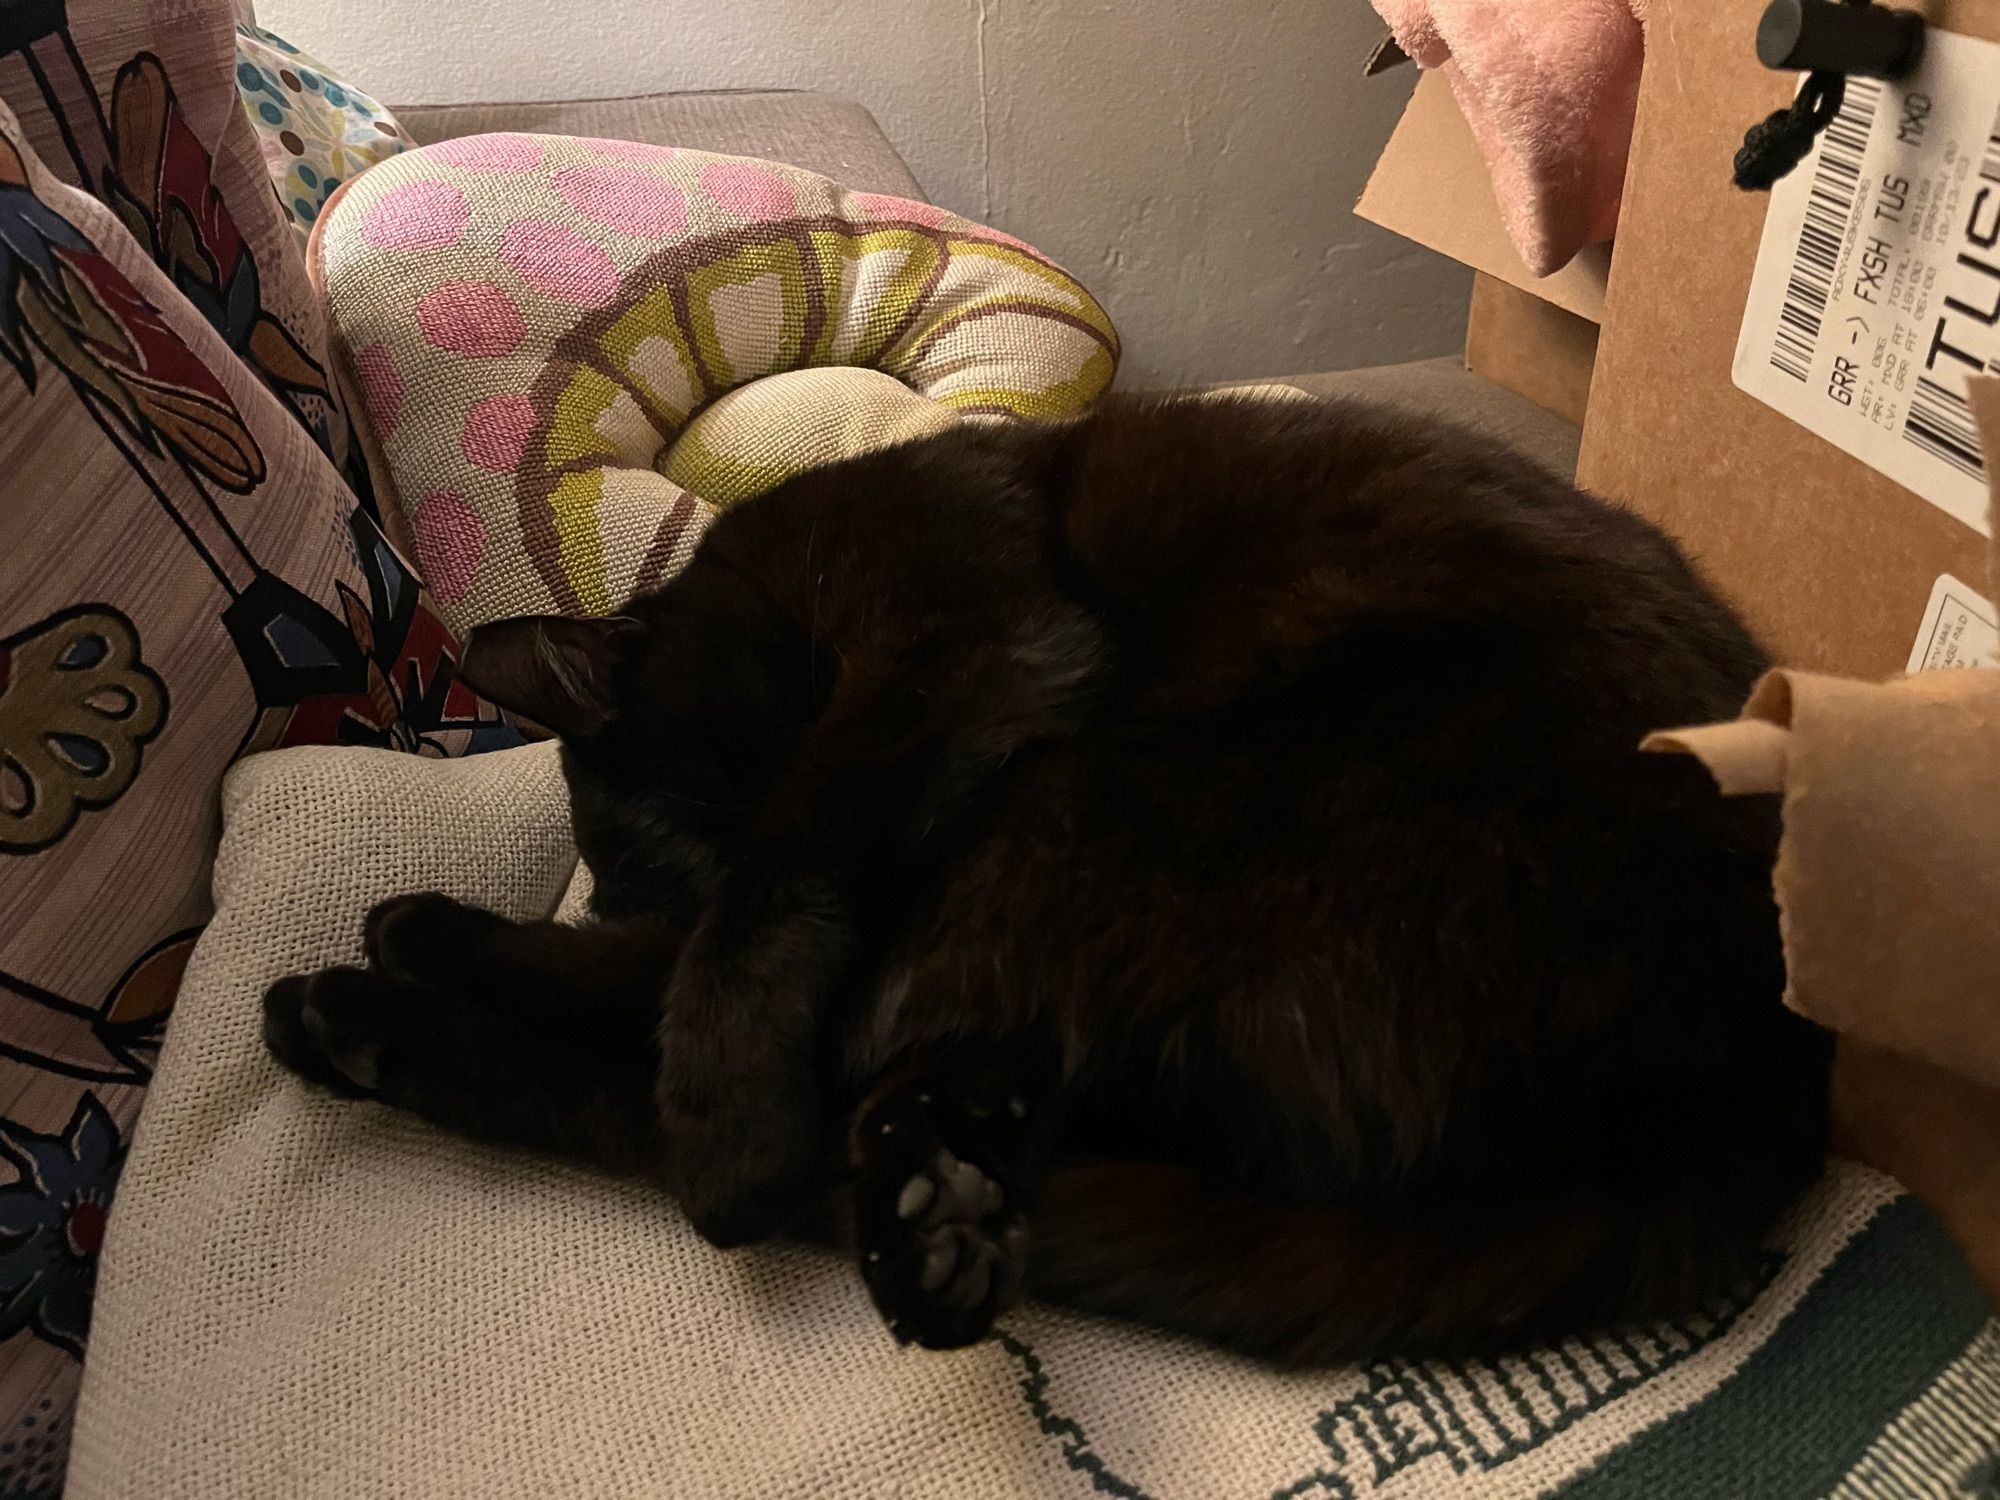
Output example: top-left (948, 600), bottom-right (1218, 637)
top-left (265, 393), bottom-right (1830, 1362)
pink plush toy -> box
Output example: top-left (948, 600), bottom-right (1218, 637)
top-left (1371, 0), bottom-right (1648, 276)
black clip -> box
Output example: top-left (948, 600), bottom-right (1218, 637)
top-left (1734, 0), bottom-right (1925, 191)
top-left (1756, 0), bottom-right (1925, 80)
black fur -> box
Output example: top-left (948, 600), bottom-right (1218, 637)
top-left (266, 393), bottom-right (1830, 1363)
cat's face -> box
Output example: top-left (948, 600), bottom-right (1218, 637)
top-left (457, 557), bottom-right (825, 922)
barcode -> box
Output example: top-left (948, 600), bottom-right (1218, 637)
top-left (1903, 376), bottom-right (1985, 480)
top-left (1770, 79), bottom-right (1884, 382)
top-left (1897, 106), bottom-right (2000, 479)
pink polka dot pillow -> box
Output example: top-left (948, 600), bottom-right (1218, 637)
top-left (308, 136), bottom-right (1120, 628)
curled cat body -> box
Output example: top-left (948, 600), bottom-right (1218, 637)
top-left (265, 392), bottom-right (1830, 1364)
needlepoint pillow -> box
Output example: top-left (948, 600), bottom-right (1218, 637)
top-left (310, 137), bottom-right (1121, 630)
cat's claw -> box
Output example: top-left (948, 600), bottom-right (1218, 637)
top-left (854, 1092), bottom-right (1027, 1351)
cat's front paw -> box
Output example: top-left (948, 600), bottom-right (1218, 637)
top-left (852, 1090), bottom-right (1028, 1351)
top-left (264, 972), bottom-right (374, 1097)
top-left (262, 967), bottom-right (409, 1095)
top-left (363, 892), bottom-right (511, 992)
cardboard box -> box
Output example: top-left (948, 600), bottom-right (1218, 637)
top-left (1577, 0), bottom-right (1993, 679)
top-left (1465, 273), bottom-right (1599, 428)
top-left (1583, 0), bottom-right (2000, 1303)
top-left (1359, 6), bottom-right (1995, 673)
top-left (1358, 72), bottom-right (1611, 324)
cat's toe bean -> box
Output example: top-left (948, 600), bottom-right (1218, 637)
top-left (953, 1239), bottom-right (1001, 1312)
top-left (932, 1150), bottom-right (994, 1219)
top-left (919, 1227), bottom-right (998, 1313)
top-left (855, 1108), bottom-right (1025, 1350)
top-left (882, 1226), bottom-right (1012, 1345)
top-left (918, 1232), bottom-right (961, 1292)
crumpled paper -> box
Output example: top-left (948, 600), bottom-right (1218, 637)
top-left (1645, 379), bottom-right (2000, 1088)
top-left (1647, 668), bottom-right (2000, 1086)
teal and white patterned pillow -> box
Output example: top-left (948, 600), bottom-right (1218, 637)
top-left (233, 22), bottom-right (407, 245)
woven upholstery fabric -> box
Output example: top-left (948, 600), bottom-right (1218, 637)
top-left (1282, 357), bottom-right (1584, 478)
top-left (68, 745), bottom-right (2000, 1499)
top-left (310, 138), bottom-right (1119, 629)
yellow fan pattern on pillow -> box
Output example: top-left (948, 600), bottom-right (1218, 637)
top-left (312, 136), bottom-right (1118, 625)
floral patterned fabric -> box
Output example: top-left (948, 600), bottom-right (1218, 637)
top-left (234, 22), bottom-right (407, 249)
top-left (0, 4), bottom-right (517, 1494)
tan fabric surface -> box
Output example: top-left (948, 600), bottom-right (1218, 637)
top-left (393, 90), bottom-right (925, 200)
top-left (68, 745), bottom-right (2000, 1498)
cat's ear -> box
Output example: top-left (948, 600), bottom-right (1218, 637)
top-left (458, 614), bottom-right (648, 739)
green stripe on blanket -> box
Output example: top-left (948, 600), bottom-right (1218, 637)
top-left (1555, 1197), bottom-right (1996, 1499)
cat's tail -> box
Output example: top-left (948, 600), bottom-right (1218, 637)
top-left (1024, 1162), bottom-right (1789, 1365)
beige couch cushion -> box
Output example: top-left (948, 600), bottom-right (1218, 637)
top-left (1284, 357), bottom-right (1583, 479)
top-left (68, 745), bottom-right (2000, 1497)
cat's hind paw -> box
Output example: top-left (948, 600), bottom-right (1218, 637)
top-left (853, 1090), bottom-right (1028, 1351)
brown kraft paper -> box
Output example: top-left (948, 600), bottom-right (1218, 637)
top-left (1644, 378), bottom-right (2000, 1300)
top-left (1648, 669), bottom-right (2000, 1086)
top-left (1647, 377), bottom-right (2000, 1084)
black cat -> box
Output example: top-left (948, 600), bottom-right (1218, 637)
top-left (265, 392), bottom-right (1830, 1362)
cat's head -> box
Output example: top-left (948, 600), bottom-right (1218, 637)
top-left (458, 564), bottom-right (822, 922)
